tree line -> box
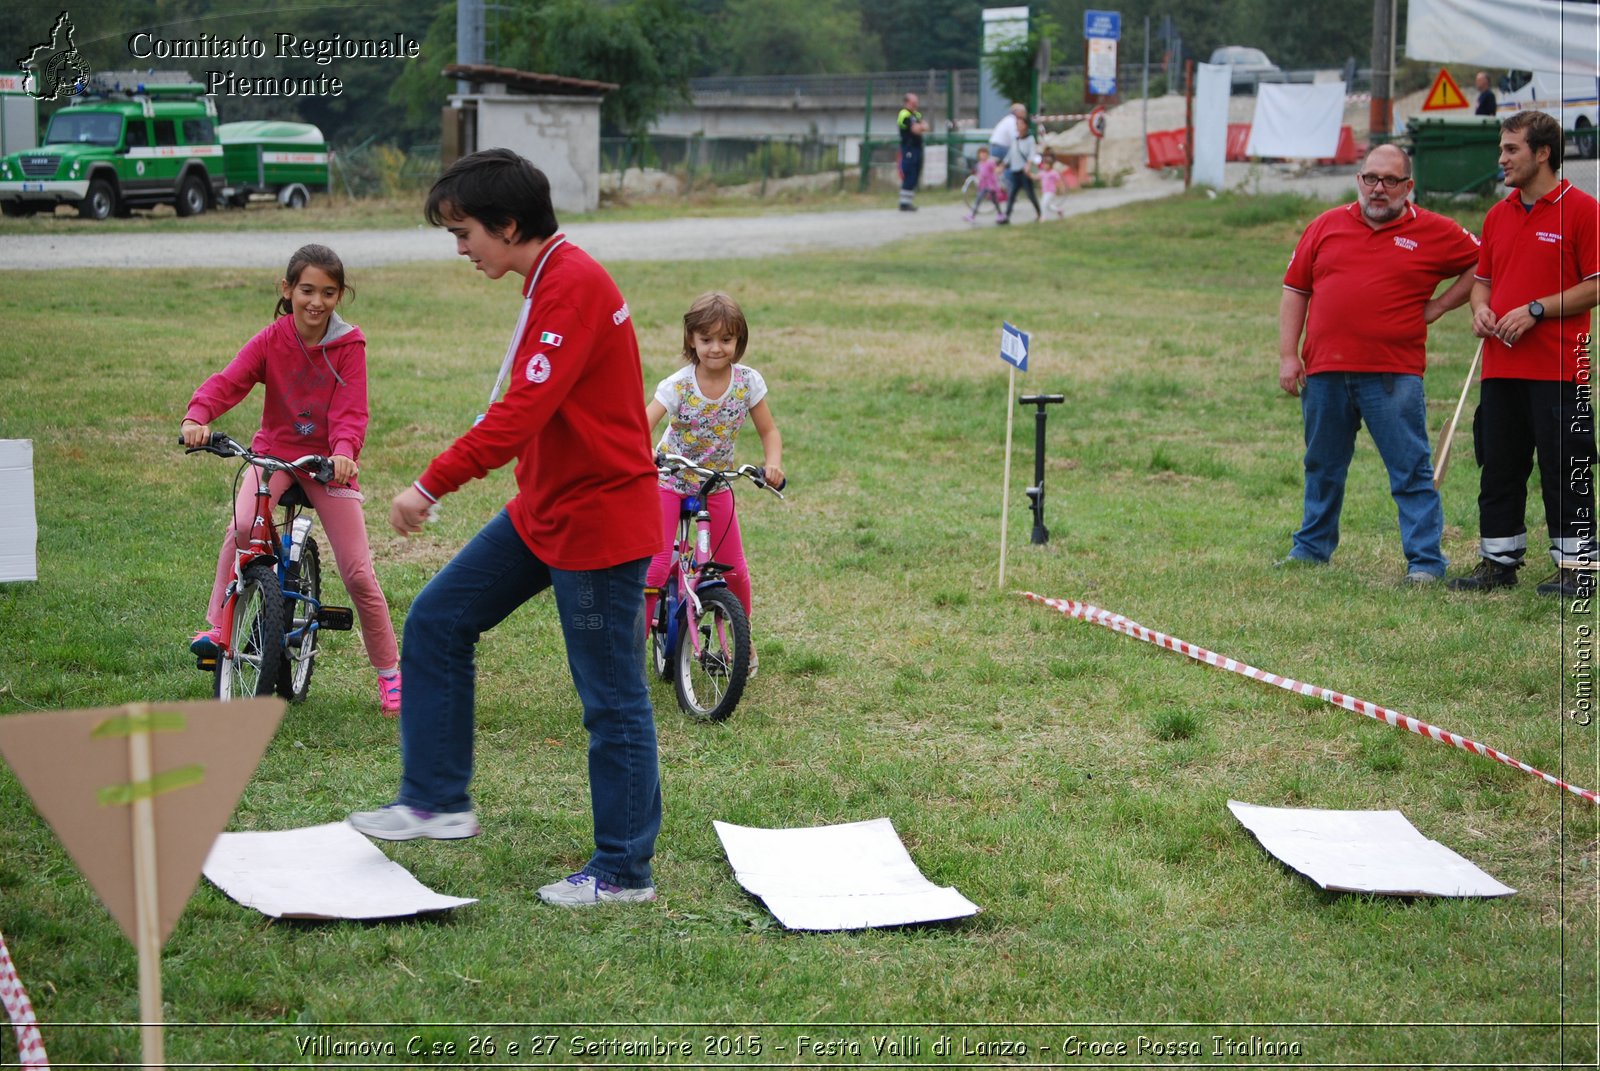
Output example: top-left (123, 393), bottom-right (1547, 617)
top-left (6, 0), bottom-right (1383, 150)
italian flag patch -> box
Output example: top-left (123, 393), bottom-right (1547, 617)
top-left (539, 331), bottom-right (563, 346)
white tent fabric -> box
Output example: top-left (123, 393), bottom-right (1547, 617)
top-left (1191, 62), bottom-right (1231, 188)
top-left (1407, 0), bottom-right (1600, 76)
top-left (1247, 83), bottom-right (1346, 159)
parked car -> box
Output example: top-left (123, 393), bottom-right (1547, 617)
top-left (1209, 46), bottom-right (1283, 93)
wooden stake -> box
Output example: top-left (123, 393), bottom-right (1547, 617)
top-left (999, 365), bottom-right (1017, 587)
top-left (1433, 340), bottom-right (1484, 489)
top-left (126, 703), bottom-right (165, 1070)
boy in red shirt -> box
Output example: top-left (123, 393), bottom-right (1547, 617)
top-left (348, 149), bottom-right (663, 906)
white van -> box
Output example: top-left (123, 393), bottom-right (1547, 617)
top-left (1498, 70), bottom-right (1600, 157)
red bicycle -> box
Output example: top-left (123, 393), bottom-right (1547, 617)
top-left (182, 432), bottom-right (352, 701)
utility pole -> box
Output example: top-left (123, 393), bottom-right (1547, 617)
top-left (1370, 0), bottom-right (1395, 138)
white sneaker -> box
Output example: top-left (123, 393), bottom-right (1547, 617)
top-left (347, 803), bottom-right (480, 841)
top-left (537, 872), bottom-right (656, 906)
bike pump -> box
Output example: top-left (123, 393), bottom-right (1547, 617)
top-left (1018, 393), bottom-right (1064, 545)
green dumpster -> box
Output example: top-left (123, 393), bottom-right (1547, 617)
top-left (1407, 115), bottom-right (1502, 196)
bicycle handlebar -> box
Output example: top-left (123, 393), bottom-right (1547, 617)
top-left (656, 452), bottom-right (786, 499)
top-left (181, 431), bottom-right (334, 484)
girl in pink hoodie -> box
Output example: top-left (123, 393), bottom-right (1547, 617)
top-left (181, 244), bottom-right (401, 715)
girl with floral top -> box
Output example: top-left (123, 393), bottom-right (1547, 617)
top-left (644, 292), bottom-right (784, 672)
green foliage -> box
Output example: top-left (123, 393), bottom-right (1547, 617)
top-left (512, 0), bottom-right (702, 138)
top-left (985, 14), bottom-right (1060, 113)
top-left (715, 0), bottom-right (884, 75)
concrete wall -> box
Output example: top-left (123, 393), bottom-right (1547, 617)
top-left (454, 89), bottom-right (602, 213)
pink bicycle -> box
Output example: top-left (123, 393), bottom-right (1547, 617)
top-left (648, 452), bottom-right (784, 721)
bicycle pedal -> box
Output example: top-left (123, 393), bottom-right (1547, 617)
top-left (317, 605), bottom-right (354, 631)
top-left (195, 656), bottom-right (217, 671)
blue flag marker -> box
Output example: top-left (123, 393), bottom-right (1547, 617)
top-left (999, 322), bottom-right (1030, 372)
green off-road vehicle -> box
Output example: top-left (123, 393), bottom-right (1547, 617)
top-left (0, 70), bottom-right (328, 220)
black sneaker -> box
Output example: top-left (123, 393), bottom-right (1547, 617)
top-left (1536, 568), bottom-right (1593, 596)
top-left (1447, 559), bottom-right (1520, 591)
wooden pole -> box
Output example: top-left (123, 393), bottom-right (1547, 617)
top-left (1183, 59), bottom-right (1194, 190)
top-left (127, 703), bottom-right (165, 1070)
top-left (1433, 340), bottom-right (1484, 489)
top-left (999, 364), bottom-right (1017, 588)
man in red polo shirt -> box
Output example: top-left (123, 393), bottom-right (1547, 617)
top-left (1450, 111), bottom-right (1600, 595)
top-left (1278, 144), bottom-right (1480, 582)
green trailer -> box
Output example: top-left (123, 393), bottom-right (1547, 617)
top-left (219, 120), bottom-right (328, 208)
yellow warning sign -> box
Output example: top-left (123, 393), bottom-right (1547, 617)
top-left (1422, 68), bottom-right (1470, 110)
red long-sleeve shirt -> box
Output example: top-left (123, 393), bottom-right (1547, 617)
top-left (417, 239), bottom-right (658, 571)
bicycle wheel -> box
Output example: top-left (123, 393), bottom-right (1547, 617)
top-left (277, 537), bottom-right (321, 702)
top-left (961, 175), bottom-right (980, 213)
top-left (216, 562), bottom-right (284, 701)
top-left (649, 589), bottom-right (674, 682)
top-left (673, 586), bottom-right (749, 722)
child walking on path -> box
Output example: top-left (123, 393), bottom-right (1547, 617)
top-left (645, 292), bottom-right (784, 674)
top-left (1039, 157), bottom-right (1070, 219)
top-left (964, 146), bottom-right (1006, 221)
top-left (181, 244), bottom-right (402, 715)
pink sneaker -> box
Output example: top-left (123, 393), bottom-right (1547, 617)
top-left (190, 627), bottom-right (222, 657)
top-left (378, 672), bottom-right (402, 717)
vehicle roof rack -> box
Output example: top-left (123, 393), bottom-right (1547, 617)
top-left (81, 70), bottom-right (205, 99)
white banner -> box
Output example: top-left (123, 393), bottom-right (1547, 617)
top-left (1247, 82), bottom-right (1346, 159)
top-left (1191, 62), bottom-right (1231, 188)
top-left (1407, 0), bottom-right (1600, 76)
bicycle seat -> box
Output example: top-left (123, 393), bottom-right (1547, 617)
top-left (279, 482), bottom-right (313, 508)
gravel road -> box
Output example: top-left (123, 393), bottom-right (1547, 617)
top-left (0, 166), bottom-right (1357, 271)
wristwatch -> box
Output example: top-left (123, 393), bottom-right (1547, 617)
top-left (1528, 300), bottom-right (1545, 321)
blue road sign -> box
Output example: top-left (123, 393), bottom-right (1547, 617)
top-left (1084, 10), bottom-right (1121, 40)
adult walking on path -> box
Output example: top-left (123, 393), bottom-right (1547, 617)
top-left (1277, 144), bottom-right (1480, 583)
top-left (999, 115), bottom-right (1042, 224)
top-left (1450, 112), bottom-right (1600, 596)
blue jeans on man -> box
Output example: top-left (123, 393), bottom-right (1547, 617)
top-left (1290, 371), bottom-right (1447, 577)
top-left (395, 509), bottom-right (660, 887)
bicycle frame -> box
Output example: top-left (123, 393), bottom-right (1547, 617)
top-left (659, 486), bottom-right (733, 668)
top-left (219, 460), bottom-right (318, 656)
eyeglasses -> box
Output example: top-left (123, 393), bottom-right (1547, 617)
top-left (1357, 173), bottom-right (1412, 190)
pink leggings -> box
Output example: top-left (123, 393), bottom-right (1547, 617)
top-left (645, 486), bottom-right (751, 623)
top-left (205, 471), bottom-right (399, 671)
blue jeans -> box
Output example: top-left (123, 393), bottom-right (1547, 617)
top-left (395, 509), bottom-right (660, 887)
top-left (1292, 371), bottom-right (1446, 576)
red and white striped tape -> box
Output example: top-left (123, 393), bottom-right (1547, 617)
top-left (1023, 592), bottom-right (1599, 806)
top-left (0, 928), bottom-right (48, 1067)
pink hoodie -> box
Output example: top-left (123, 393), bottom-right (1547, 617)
top-left (185, 311), bottom-right (369, 482)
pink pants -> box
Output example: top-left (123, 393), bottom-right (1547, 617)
top-left (206, 471), bottom-right (399, 671)
top-left (645, 485), bottom-right (751, 622)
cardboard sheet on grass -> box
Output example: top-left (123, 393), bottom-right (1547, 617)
top-left (1229, 801), bottom-right (1514, 897)
top-left (714, 817), bottom-right (980, 930)
top-left (203, 822), bottom-right (476, 920)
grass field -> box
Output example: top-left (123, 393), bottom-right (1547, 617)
top-left (0, 190), bottom-right (1595, 1068)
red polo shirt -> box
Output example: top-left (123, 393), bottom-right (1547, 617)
top-left (1284, 201), bottom-right (1481, 376)
top-left (418, 239), bottom-right (659, 571)
top-left (1476, 179), bottom-right (1600, 381)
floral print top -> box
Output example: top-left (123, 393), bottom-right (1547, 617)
top-left (653, 363), bottom-right (768, 496)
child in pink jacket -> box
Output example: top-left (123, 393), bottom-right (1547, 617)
top-left (181, 244), bottom-right (401, 715)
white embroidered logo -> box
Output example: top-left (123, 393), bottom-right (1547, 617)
top-left (612, 301), bottom-right (631, 326)
top-left (1393, 236), bottom-right (1418, 251)
top-left (526, 353), bottom-right (551, 383)
top-left (1536, 230), bottom-right (1562, 245)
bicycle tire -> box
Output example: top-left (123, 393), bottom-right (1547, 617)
top-left (277, 537), bottom-right (320, 702)
top-left (673, 586), bottom-right (749, 722)
top-left (961, 174), bottom-right (979, 213)
top-left (649, 590), bottom-right (674, 682)
top-left (216, 562), bottom-right (284, 700)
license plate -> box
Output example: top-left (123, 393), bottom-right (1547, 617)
top-left (21, 182), bottom-right (44, 192)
